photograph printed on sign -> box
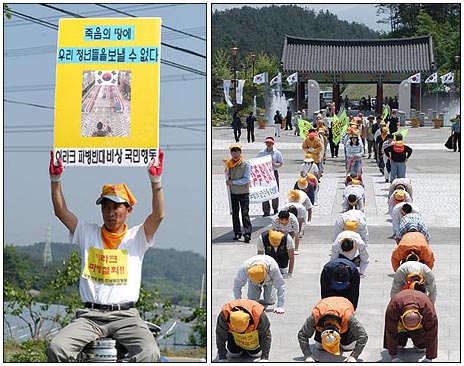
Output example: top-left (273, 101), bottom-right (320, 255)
top-left (81, 70), bottom-right (132, 137)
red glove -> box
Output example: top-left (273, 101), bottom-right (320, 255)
top-left (148, 149), bottom-right (164, 183)
top-left (49, 150), bottom-right (64, 182)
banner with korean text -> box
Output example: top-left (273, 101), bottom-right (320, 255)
top-left (248, 155), bottom-right (279, 203)
top-left (54, 18), bottom-right (161, 166)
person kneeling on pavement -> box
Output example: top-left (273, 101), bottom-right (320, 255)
top-left (233, 255), bottom-right (286, 314)
top-left (257, 229), bottom-right (295, 278)
top-left (320, 259), bottom-right (361, 310)
top-left (331, 231), bottom-right (369, 278)
top-left (342, 179), bottom-right (365, 212)
top-left (298, 296), bottom-right (368, 362)
top-left (271, 209), bottom-right (300, 254)
top-left (333, 209), bottom-right (369, 244)
top-left (384, 290), bottom-right (438, 363)
top-left (390, 261), bottom-right (437, 304)
top-left (391, 232), bottom-right (435, 272)
top-left (216, 299), bottom-right (271, 362)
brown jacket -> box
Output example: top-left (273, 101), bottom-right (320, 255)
top-left (384, 290), bottom-right (438, 360)
top-left (302, 137), bottom-right (323, 163)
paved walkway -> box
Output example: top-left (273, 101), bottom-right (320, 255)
top-left (211, 123), bottom-right (460, 362)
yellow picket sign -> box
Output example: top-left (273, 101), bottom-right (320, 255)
top-left (54, 18), bottom-right (162, 166)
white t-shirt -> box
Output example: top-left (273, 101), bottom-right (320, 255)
top-left (71, 220), bottom-right (154, 304)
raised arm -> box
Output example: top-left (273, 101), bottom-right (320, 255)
top-left (144, 150), bottom-right (165, 242)
top-left (49, 151), bottom-right (78, 233)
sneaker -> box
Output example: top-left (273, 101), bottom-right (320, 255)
top-left (244, 235), bottom-right (251, 243)
top-left (262, 213), bottom-right (271, 217)
top-left (294, 250), bottom-right (299, 255)
top-left (385, 178), bottom-right (389, 183)
top-left (233, 234), bottom-right (242, 241)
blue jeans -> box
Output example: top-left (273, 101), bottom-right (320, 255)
top-left (390, 161), bottom-right (406, 182)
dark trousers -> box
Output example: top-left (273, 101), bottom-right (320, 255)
top-left (233, 128), bottom-right (241, 142)
top-left (329, 140), bottom-right (339, 157)
top-left (247, 128), bottom-right (255, 143)
top-left (231, 193), bottom-right (252, 236)
top-left (453, 132), bottom-right (461, 151)
top-left (285, 119), bottom-right (293, 130)
top-left (262, 170), bottom-right (279, 215)
top-left (397, 329), bottom-right (427, 349)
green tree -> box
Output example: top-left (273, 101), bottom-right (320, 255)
top-left (182, 307), bottom-right (206, 348)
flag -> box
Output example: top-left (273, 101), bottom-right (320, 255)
top-left (407, 72), bottom-right (421, 83)
top-left (338, 108), bottom-right (348, 126)
top-left (425, 72), bottom-right (437, 83)
top-left (298, 118), bottom-right (313, 140)
top-left (393, 128), bottom-right (408, 140)
top-left (382, 105), bottom-right (390, 121)
top-left (253, 72), bottom-right (266, 84)
top-left (286, 72), bottom-right (298, 86)
top-left (440, 71), bottom-right (454, 84)
top-left (223, 80), bottom-right (233, 108)
top-left (270, 74), bottom-right (281, 86)
top-left (236, 80), bottom-right (245, 105)
top-left (95, 70), bottom-right (119, 85)
top-left (331, 114), bottom-right (348, 145)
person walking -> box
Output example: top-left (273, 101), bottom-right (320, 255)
top-left (298, 296), bottom-right (368, 362)
top-left (384, 134), bottom-right (413, 182)
top-left (233, 255), bottom-right (286, 314)
top-left (285, 106), bottom-right (293, 130)
top-left (246, 111), bottom-right (257, 143)
top-left (232, 111), bottom-right (242, 142)
top-left (46, 150), bottom-right (165, 362)
top-left (215, 299), bottom-right (271, 362)
top-left (388, 110), bottom-right (399, 135)
top-left (273, 110), bottom-right (282, 137)
top-left (328, 118), bottom-right (340, 158)
top-left (383, 290), bottom-right (438, 363)
top-left (225, 144), bottom-right (252, 243)
top-left (257, 137), bottom-right (284, 217)
top-left (365, 115), bottom-right (376, 159)
top-left (302, 130), bottom-right (323, 177)
top-left (451, 114), bottom-right (460, 152)
top-left (345, 134), bottom-right (363, 176)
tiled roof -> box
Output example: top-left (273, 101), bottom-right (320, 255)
top-left (281, 35), bottom-right (435, 74)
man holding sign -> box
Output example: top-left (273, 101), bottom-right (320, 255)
top-left (46, 150), bottom-right (164, 362)
top-left (225, 144), bottom-right (252, 243)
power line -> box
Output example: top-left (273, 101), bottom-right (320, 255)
top-left (4, 99), bottom-right (54, 109)
top-left (5, 8), bottom-right (206, 76)
top-left (94, 4), bottom-right (206, 41)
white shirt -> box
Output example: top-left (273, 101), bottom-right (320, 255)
top-left (291, 189), bottom-right (313, 210)
top-left (233, 255), bottom-right (286, 307)
top-left (280, 202), bottom-right (307, 221)
top-left (333, 210), bottom-right (369, 244)
top-left (342, 185), bottom-right (365, 211)
top-left (388, 190), bottom-right (413, 215)
top-left (299, 162), bottom-right (319, 178)
top-left (71, 220), bottom-right (153, 304)
top-left (271, 212), bottom-right (299, 234)
top-left (391, 202), bottom-right (421, 235)
top-left (331, 231), bottom-right (370, 275)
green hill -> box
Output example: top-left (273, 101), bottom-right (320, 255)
top-left (212, 5), bottom-right (380, 57)
top-left (4, 242), bottom-right (205, 308)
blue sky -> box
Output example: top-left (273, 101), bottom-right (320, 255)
top-left (4, 4), bottom-right (207, 256)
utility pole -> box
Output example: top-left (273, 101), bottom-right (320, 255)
top-left (43, 224), bottom-right (52, 267)
top-left (199, 273), bottom-right (205, 308)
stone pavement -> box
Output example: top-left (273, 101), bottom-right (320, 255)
top-left (211, 122), bottom-right (461, 362)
